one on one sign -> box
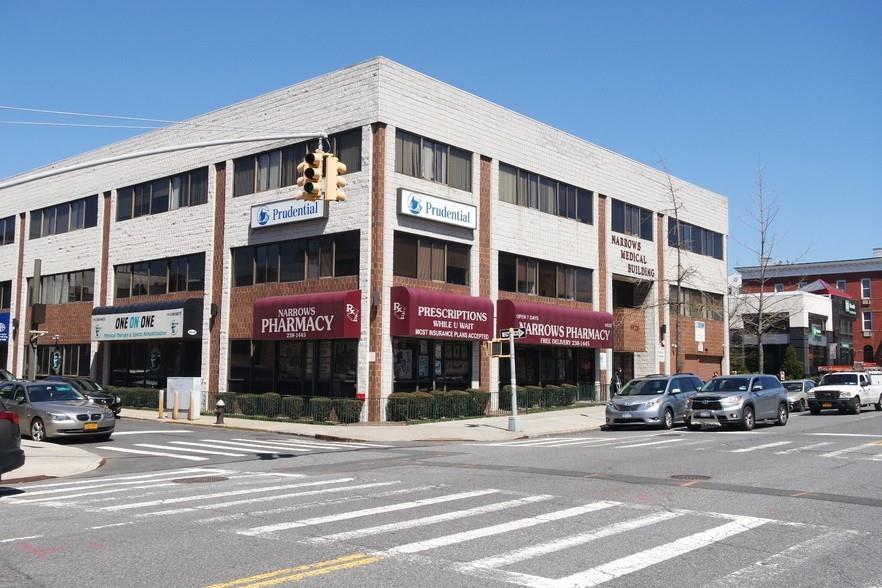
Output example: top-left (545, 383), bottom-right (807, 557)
top-left (399, 189), bottom-right (477, 230)
top-left (92, 308), bottom-right (185, 341)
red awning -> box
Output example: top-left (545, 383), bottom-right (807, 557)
top-left (253, 290), bottom-right (361, 340)
top-left (390, 286), bottom-right (494, 341)
top-left (497, 299), bottom-right (613, 348)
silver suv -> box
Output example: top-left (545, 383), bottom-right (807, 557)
top-left (606, 374), bottom-right (703, 429)
top-left (686, 374), bottom-right (789, 431)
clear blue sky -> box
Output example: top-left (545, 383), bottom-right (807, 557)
top-left (2, 0), bottom-right (879, 271)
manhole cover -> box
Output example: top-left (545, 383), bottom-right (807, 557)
top-left (172, 476), bottom-right (229, 484)
top-left (670, 474), bottom-right (711, 481)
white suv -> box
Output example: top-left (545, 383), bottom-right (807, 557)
top-left (808, 372), bottom-right (882, 415)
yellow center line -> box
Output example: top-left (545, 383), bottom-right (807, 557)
top-left (206, 553), bottom-right (378, 588)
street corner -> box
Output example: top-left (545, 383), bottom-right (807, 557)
top-left (3, 440), bottom-right (104, 484)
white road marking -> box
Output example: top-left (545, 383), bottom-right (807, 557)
top-left (614, 439), bottom-right (684, 449)
top-left (110, 430), bottom-right (194, 435)
top-left (809, 433), bottom-right (882, 438)
top-left (238, 489), bottom-right (501, 537)
top-left (820, 442), bottom-right (879, 459)
top-left (460, 510), bottom-right (682, 572)
top-left (9, 467), bottom-right (226, 490)
top-left (96, 446), bottom-right (208, 461)
top-left (730, 441), bottom-right (792, 453)
top-left (194, 439), bottom-right (311, 452)
top-left (554, 515), bottom-right (770, 586)
top-left (88, 522), bottom-right (134, 530)
top-left (315, 494), bottom-right (554, 543)
top-left (232, 437), bottom-right (385, 449)
top-left (774, 441), bottom-right (835, 455)
top-left (7, 482), bottom-right (179, 504)
top-left (7, 472), bottom-right (237, 498)
top-left (165, 440), bottom-right (300, 454)
top-left (0, 535), bottom-right (43, 543)
top-left (134, 443), bottom-right (246, 457)
top-left (136, 481), bottom-right (401, 517)
top-left (386, 501), bottom-right (620, 555)
top-left (102, 478), bottom-right (356, 511)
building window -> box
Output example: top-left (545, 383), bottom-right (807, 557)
top-left (30, 196), bottom-right (98, 239)
top-left (116, 168), bottom-right (208, 221)
top-left (612, 199), bottom-right (652, 241)
top-left (34, 344), bottom-right (91, 377)
top-left (232, 231), bottom-right (359, 287)
top-left (498, 252), bottom-right (592, 302)
top-left (861, 278), bottom-right (871, 299)
top-left (114, 253), bottom-right (205, 298)
top-left (0, 281), bottom-right (11, 309)
top-left (0, 216), bottom-right (14, 246)
top-left (836, 279), bottom-right (846, 291)
top-left (497, 162), bottom-right (593, 224)
top-left (669, 286), bottom-right (724, 321)
top-left (863, 311), bottom-right (872, 332)
top-left (395, 130), bottom-right (471, 191)
top-left (667, 218), bottom-right (724, 260)
top-left (774, 284), bottom-right (784, 293)
top-left (393, 232), bottom-right (470, 286)
top-left (27, 270), bottom-right (95, 305)
top-left (233, 129), bottom-right (362, 198)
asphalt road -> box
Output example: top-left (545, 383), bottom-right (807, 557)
top-left (1, 408), bottom-right (881, 587)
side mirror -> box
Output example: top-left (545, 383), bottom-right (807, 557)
top-left (670, 388), bottom-right (681, 394)
top-left (17, 398), bottom-right (26, 404)
top-left (752, 385), bottom-right (763, 392)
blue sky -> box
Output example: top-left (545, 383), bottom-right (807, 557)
top-left (1, 0), bottom-right (879, 270)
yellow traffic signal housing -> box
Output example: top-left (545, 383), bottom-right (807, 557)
top-left (296, 150), bottom-right (324, 201)
top-left (324, 154), bottom-right (347, 202)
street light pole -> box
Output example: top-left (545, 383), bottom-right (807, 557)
top-left (508, 329), bottom-right (520, 433)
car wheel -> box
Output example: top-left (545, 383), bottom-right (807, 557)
top-left (740, 405), bottom-right (755, 431)
top-left (93, 433), bottom-right (112, 442)
top-left (661, 408), bottom-right (674, 430)
top-left (875, 395), bottom-right (882, 411)
top-left (851, 396), bottom-right (862, 415)
top-left (30, 418), bottom-right (46, 442)
top-left (797, 399), bottom-right (806, 412)
top-left (775, 403), bottom-right (789, 426)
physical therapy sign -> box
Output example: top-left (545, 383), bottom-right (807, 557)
top-left (92, 308), bottom-right (185, 341)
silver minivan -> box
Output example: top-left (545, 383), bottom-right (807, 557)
top-left (606, 374), bottom-right (704, 429)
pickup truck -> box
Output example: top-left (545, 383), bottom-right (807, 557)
top-left (808, 372), bottom-right (882, 415)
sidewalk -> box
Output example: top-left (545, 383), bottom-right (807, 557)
top-left (121, 404), bottom-right (609, 443)
top-left (3, 440), bottom-right (103, 484)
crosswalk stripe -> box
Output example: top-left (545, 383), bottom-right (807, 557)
top-left (195, 439), bottom-right (311, 452)
top-left (820, 442), bottom-right (879, 458)
top-left (809, 433), bottom-right (882, 438)
top-left (386, 501), bottom-right (620, 555)
top-left (96, 446), bottom-right (209, 461)
top-left (7, 482), bottom-right (179, 504)
top-left (165, 440), bottom-right (301, 454)
top-left (315, 494), bottom-right (555, 543)
top-left (461, 510), bottom-right (683, 572)
top-left (8, 472), bottom-right (237, 498)
top-left (556, 515), bottom-right (770, 586)
top-left (614, 439), bottom-right (684, 449)
top-left (7, 467), bottom-right (228, 490)
top-left (238, 489), bottom-right (501, 537)
top-left (233, 437), bottom-right (384, 450)
top-left (102, 478), bottom-right (356, 512)
top-left (730, 441), bottom-right (792, 453)
top-left (774, 442), bottom-right (834, 455)
top-left (135, 443), bottom-right (247, 457)
top-left (229, 438), bottom-right (354, 451)
top-left (111, 430), bottom-right (194, 435)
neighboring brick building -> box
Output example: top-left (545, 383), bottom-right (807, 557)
top-left (737, 252), bottom-right (882, 367)
top-left (0, 58), bottom-right (729, 418)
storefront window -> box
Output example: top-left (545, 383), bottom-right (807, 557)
top-left (33, 344), bottom-right (91, 377)
top-left (108, 341), bottom-right (201, 389)
top-left (392, 338), bottom-right (472, 392)
top-left (499, 347), bottom-right (595, 389)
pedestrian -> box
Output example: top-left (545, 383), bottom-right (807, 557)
top-left (713, 371), bottom-right (719, 378)
top-left (615, 368), bottom-right (624, 393)
top-left (732, 369), bottom-right (738, 375)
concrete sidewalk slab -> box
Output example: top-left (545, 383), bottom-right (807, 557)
top-left (120, 404), bottom-right (608, 443)
top-left (2, 440), bottom-right (103, 484)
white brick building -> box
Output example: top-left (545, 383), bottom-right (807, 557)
top-left (0, 58), bottom-right (729, 419)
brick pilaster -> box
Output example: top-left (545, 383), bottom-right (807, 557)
top-left (478, 156), bottom-right (492, 390)
top-left (11, 212), bottom-right (26, 375)
top-left (368, 123), bottom-right (386, 420)
top-left (95, 191), bottom-right (112, 380)
top-left (656, 212), bottom-right (667, 373)
top-left (597, 194), bottom-right (608, 396)
top-left (208, 162), bottom-right (226, 395)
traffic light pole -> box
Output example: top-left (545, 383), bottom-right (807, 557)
top-left (508, 330), bottom-right (521, 433)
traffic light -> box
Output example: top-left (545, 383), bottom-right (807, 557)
top-left (296, 150), bottom-right (324, 201)
top-left (324, 154), bottom-right (347, 202)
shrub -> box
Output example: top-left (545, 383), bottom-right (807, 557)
top-left (280, 395), bottom-right (305, 419)
top-left (432, 390), bottom-right (471, 419)
top-left (308, 397), bottom-right (334, 422)
top-left (543, 385), bottom-right (563, 406)
top-left (334, 399), bottom-right (364, 423)
top-left (106, 386), bottom-right (161, 410)
top-left (466, 388), bottom-right (490, 416)
top-left (236, 394), bottom-right (260, 416)
top-left (259, 393), bottom-right (283, 418)
top-left (386, 392), bottom-right (434, 421)
top-left (499, 385), bottom-right (528, 411)
top-left (525, 386), bottom-right (544, 407)
top-left (217, 392), bottom-right (238, 413)
top-left (561, 385), bottom-right (577, 405)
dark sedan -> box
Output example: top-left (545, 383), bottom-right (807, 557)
top-left (1, 397), bottom-right (25, 479)
top-left (44, 376), bottom-right (121, 416)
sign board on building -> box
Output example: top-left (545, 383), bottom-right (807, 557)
top-left (500, 328), bottom-right (526, 339)
top-left (844, 299), bottom-right (857, 316)
top-left (92, 308), bottom-right (186, 341)
top-left (497, 299), bottom-right (613, 348)
top-left (250, 198), bottom-right (327, 229)
top-left (399, 189), bottom-right (477, 230)
top-left (253, 290), bottom-right (361, 340)
top-left (0, 311), bottom-right (9, 345)
top-left (694, 320), bottom-right (706, 343)
top-left (390, 287), bottom-right (493, 341)
top-left (610, 234), bottom-right (656, 279)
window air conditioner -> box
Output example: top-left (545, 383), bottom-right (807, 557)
top-left (863, 331), bottom-right (872, 337)
top-left (862, 298), bottom-right (871, 305)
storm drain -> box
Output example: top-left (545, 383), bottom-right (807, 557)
top-left (172, 476), bottom-right (229, 484)
top-left (670, 474), bottom-right (711, 481)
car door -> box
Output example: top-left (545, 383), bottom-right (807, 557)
top-left (749, 377), bottom-right (770, 419)
top-left (667, 378), bottom-right (685, 419)
top-left (10, 385), bottom-right (28, 435)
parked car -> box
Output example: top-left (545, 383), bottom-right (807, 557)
top-left (807, 371), bottom-right (882, 415)
top-left (0, 381), bottom-right (115, 442)
top-left (0, 397), bottom-right (25, 479)
top-left (606, 374), bottom-right (704, 429)
top-left (685, 374), bottom-right (789, 431)
top-left (43, 376), bottom-right (121, 416)
top-left (782, 379), bottom-right (814, 412)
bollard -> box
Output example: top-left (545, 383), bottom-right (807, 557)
top-left (158, 389), bottom-right (165, 419)
top-left (215, 399), bottom-right (225, 424)
top-left (172, 390), bottom-right (180, 420)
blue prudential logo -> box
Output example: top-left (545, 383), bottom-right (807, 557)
top-left (408, 193), bottom-right (423, 215)
top-left (257, 207), bottom-right (270, 226)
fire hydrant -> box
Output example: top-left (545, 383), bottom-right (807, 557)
top-left (214, 399), bottom-right (225, 424)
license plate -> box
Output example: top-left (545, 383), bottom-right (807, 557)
top-left (84, 422), bottom-right (98, 431)
top-left (822, 402), bottom-right (832, 408)
top-left (622, 412), bottom-right (632, 418)
top-left (700, 411), bottom-right (711, 418)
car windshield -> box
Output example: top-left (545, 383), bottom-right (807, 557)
top-left (819, 374), bottom-right (858, 386)
top-left (618, 379), bottom-right (667, 396)
top-left (77, 379), bottom-right (103, 392)
top-left (783, 382), bottom-right (804, 392)
top-left (27, 384), bottom-right (85, 402)
top-left (702, 377), bottom-right (750, 392)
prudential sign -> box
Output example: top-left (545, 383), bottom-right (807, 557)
top-left (250, 197), bottom-right (327, 229)
top-left (399, 189), bottom-right (476, 230)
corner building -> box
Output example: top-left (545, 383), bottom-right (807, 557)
top-left (0, 58), bottom-right (729, 419)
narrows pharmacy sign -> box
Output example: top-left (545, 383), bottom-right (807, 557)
top-left (250, 197), bottom-right (327, 229)
top-left (399, 189), bottom-right (476, 230)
